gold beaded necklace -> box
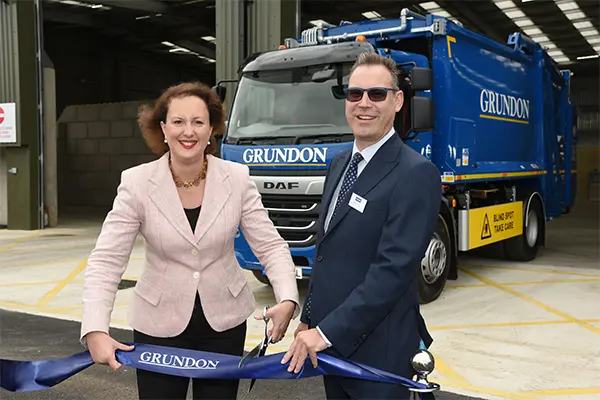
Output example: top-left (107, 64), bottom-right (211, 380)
top-left (169, 156), bottom-right (208, 190)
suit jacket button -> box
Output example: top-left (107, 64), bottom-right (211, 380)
top-left (193, 272), bottom-right (200, 279)
top-left (317, 256), bottom-right (323, 262)
top-left (192, 249), bottom-right (199, 255)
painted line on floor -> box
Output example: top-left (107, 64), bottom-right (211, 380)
top-left (523, 387), bottom-right (600, 396)
top-left (431, 355), bottom-right (470, 386)
top-left (0, 231), bottom-right (42, 253)
top-left (429, 318), bottom-right (600, 331)
top-left (460, 268), bottom-right (600, 336)
top-left (436, 379), bottom-right (541, 400)
top-left (462, 263), bottom-right (600, 278)
top-left (505, 277), bottom-right (600, 285)
top-left (0, 258), bottom-right (86, 269)
top-left (0, 279), bottom-right (84, 287)
top-left (447, 277), bottom-right (600, 290)
top-left (37, 259), bottom-right (88, 307)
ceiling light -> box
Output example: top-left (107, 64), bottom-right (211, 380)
top-left (362, 11), bottom-right (382, 20)
top-left (514, 18), bottom-right (534, 27)
top-left (419, 2), bottom-right (440, 10)
top-left (201, 36), bottom-right (216, 42)
top-left (493, 0), bottom-right (570, 62)
top-left (506, 10), bottom-right (526, 18)
top-left (574, 21), bottom-right (593, 29)
top-left (523, 28), bottom-right (542, 36)
top-left (556, 1), bottom-right (577, 11)
top-left (564, 11), bottom-right (585, 20)
top-left (494, 0), bottom-right (516, 9)
top-left (577, 54), bottom-right (599, 60)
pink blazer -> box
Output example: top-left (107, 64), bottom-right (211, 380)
top-left (80, 153), bottom-right (299, 342)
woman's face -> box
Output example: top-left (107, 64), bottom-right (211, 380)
top-left (160, 95), bottom-right (212, 163)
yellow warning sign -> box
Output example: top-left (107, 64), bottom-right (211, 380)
top-left (467, 201), bottom-right (523, 249)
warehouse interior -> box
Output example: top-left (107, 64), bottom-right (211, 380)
top-left (0, 0), bottom-right (598, 229)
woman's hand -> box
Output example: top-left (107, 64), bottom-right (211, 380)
top-left (255, 300), bottom-right (296, 343)
top-left (85, 331), bottom-right (134, 371)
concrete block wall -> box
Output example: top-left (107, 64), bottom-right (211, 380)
top-left (57, 100), bottom-right (158, 210)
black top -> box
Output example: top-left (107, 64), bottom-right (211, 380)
top-left (184, 206), bottom-right (201, 232)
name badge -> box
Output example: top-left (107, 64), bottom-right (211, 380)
top-left (348, 193), bottom-right (367, 213)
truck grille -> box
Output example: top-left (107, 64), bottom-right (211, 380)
top-left (261, 194), bottom-right (321, 247)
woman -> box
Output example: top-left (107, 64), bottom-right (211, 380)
top-left (80, 82), bottom-right (300, 399)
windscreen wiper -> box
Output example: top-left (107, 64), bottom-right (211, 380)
top-left (231, 136), bottom-right (296, 145)
top-left (294, 133), bottom-right (354, 144)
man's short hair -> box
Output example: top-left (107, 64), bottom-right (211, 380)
top-left (350, 52), bottom-right (400, 89)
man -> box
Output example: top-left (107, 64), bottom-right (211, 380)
top-left (281, 52), bottom-right (441, 399)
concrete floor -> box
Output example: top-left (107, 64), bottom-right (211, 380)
top-left (0, 202), bottom-right (598, 400)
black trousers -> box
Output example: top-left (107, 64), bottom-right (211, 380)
top-left (133, 294), bottom-right (247, 400)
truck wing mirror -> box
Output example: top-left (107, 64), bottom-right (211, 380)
top-left (212, 85), bottom-right (227, 102)
top-left (410, 67), bottom-right (433, 91)
top-left (411, 96), bottom-right (434, 132)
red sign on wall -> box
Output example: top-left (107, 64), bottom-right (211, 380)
top-left (0, 103), bottom-right (16, 144)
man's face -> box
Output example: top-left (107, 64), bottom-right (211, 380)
top-left (345, 65), bottom-right (403, 148)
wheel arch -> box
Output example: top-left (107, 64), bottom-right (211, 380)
top-left (440, 197), bottom-right (458, 280)
top-left (524, 191), bottom-right (546, 247)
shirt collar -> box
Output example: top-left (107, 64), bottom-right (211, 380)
top-left (352, 127), bottom-right (396, 164)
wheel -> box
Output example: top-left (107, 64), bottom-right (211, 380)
top-left (504, 197), bottom-right (544, 261)
top-left (418, 215), bottom-right (451, 304)
top-left (252, 270), bottom-right (271, 285)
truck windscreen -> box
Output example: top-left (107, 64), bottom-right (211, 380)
top-left (226, 63), bottom-right (353, 142)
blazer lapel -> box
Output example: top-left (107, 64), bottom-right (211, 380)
top-left (318, 150), bottom-right (351, 240)
top-left (193, 155), bottom-right (231, 243)
top-left (148, 153), bottom-right (197, 246)
top-left (323, 134), bottom-right (403, 238)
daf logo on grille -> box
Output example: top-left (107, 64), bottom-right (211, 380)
top-left (264, 181), bottom-right (299, 190)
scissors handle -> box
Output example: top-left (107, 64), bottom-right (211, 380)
top-left (263, 305), bottom-right (272, 344)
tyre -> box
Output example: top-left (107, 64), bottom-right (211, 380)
top-left (418, 215), bottom-right (451, 304)
top-left (504, 197), bottom-right (544, 261)
top-left (252, 270), bottom-right (271, 285)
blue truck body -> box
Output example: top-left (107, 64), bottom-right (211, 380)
top-left (217, 9), bottom-right (577, 303)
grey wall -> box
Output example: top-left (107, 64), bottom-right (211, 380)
top-left (57, 101), bottom-right (158, 211)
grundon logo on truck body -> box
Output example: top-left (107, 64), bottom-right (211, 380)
top-left (243, 147), bottom-right (327, 165)
top-left (479, 89), bottom-right (530, 124)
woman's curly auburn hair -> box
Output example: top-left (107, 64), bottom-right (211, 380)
top-left (137, 82), bottom-right (226, 156)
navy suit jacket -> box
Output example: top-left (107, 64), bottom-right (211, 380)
top-left (301, 132), bottom-right (441, 397)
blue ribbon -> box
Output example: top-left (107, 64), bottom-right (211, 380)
top-left (1, 343), bottom-right (433, 394)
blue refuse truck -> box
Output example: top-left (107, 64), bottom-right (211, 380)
top-left (214, 8), bottom-right (577, 304)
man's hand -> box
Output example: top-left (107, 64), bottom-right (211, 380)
top-left (294, 322), bottom-right (308, 338)
top-left (254, 300), bottom-right (296, 343)
top-left (281, 328), bottom-right (328, 373)
top-left (85, 331), bottom-right (134, 371)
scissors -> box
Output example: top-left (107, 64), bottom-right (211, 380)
top-left (238, 305), bottom-right (272, 392)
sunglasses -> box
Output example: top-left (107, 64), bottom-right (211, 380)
top-left (344, 87), bottom-right (398, 102)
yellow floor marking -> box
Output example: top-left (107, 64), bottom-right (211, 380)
top-left (431, 355), bottom-right (470, 386)
top-left (0, 279), bottom-right (85, 287)
top-left (437, 379), bottom-right (541, 400)
top-left (1, 258), bottom-right (86, 269)
top-left (462, 263), bottom-right (600, 278)
top-left (37, 259), bottom-right (88, 307)
top-left (430, 318), bottom-right (600, 331)
top-left (446, 284), bottom-right (487, 289)
top-left (523, 387), bottom-right (600, 396)
top-left (505, 278), bottom-right (600, 285)
top-left (460, 268), bottom-right (600, 336)
top-left (447, 277), bottom-right (600, 290)
top-left (0, 231), bottom-right (42, 253)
